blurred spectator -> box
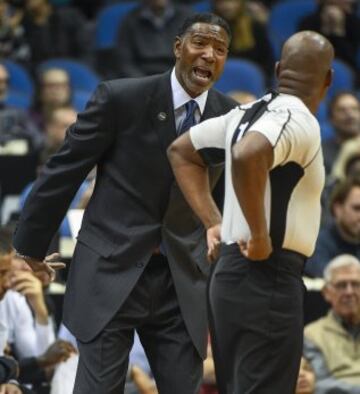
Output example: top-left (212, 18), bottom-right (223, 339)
top-left (72, 0), bottom-right (104, 20)
top-left (19, 106), bottom-right (93, 238)
top-left (0, 229), bottom-right (36, 393)
top-left (3, 256), bottom-right (55, 357)
top-left (0, 63), bottom-right (43, 154)
top-left (40, 105), bottom-right (76, 163)
top-left (51, 326), bottom-right (154, 394)
top-left (212, 0), bottom-right (274, 82)
top-left (21, 0), bottom-right (90, 69)
top-left (116, 0), bottom-right (193, 78)
top-left (322, 91), bottom-right (360, 175)
top-left (298, 0), bottom-right (360, 71)
top-left (0, 355), bottom-right (18, 383)
top-left (321, 136), bottom-right (360, 225)
top-left (0, 0), bottom-right (30, 64)
top-left (305, 177), bottom-right (360, 277)
top-left (201, 340), bottom-right (217, 394)
top-left (31, 67), bottom-right (71, 130)
top-left (0, 228), bottom-right (75, 389)
top-left (304, 254), bottom-right (360, 393)
top-left (131, 366), bottom-right (157, 394)
top-left (246, 1), bottom-right (269, 25)
top-left (0, 227), bottom-right (12, 311)
top-left (295, 357), bottom-right (316, 394)
top-left (331, 136), bottom-right (360, 181)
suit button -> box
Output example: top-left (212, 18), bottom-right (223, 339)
top-left (136, 262), bottom-right (144, 268)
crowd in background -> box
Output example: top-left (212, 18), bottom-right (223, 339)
top-left (0, 0), bottom-right (359, 393)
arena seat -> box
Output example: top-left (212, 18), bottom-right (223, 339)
top-left (1, 60), bottom-right (34, 109)
top-left (215, 59), bottom-right (265, 97)
top-left (95, 2), bottom-right (137, 50)
top-left (268, 0), bottom-right (316, 58)
top-left (39, 58), bottom-right (100, 95)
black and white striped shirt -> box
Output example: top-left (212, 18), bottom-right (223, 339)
top-left (189, 92), bottom-right (325, 257)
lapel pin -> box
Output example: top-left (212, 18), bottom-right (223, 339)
top-left (157, 112), bottom-right (167, 121)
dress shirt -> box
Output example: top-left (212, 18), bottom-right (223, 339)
top-left (171, 68), bottom-right (208, 131)
top-left (0, 290), bottom-right (55, 359)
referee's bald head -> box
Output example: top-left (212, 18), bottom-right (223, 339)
top-left (276, 31), bottom-right (334, 113)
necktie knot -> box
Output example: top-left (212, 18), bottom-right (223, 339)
top-left (178, 100), bottom-right (198, 135)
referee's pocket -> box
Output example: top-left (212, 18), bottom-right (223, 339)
top-left (214, 256), bottom-right (249, 285)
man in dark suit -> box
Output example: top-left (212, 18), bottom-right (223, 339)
top-left (12, 13), bottom-right (237, 393)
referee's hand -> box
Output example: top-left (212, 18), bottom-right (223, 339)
top-left (238, 235), bottom-right (272, 261)
top-left (206, 224), bottom-right (221, 263)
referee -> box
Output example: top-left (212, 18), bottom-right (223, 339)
top-left (168, 31), bottom-right (334, 393)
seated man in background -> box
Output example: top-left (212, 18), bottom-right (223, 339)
top-left (0, 229), bottom-right (34, 393)
top-left (0, 63), bottom-right (43, 155)
top-left (116, 0), bottom-right (193, 78)
top-left (40, 106), bottom-right (77, 163)
top-left (322, 92), bottom-right (360, 175)
top-left (31, 68), bottom-right (72, 131)
top-left (19, 106), bottom-right (93, 239)
top-left (0, 227), bottom-right (76, 390)
top-left (211, 0), bottom-right (274, 82)
top-left (305, 176), bottom-right (360, 277)
top-left (304, 254), bottom-right (360, 393)
top-left (298, 0), bottom-right (360, 71)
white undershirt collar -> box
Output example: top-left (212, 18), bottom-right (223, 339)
top-left (170, 68), bottom-right (208, 116)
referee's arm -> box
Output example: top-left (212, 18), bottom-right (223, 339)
top-left (231, 131), bottom-right (273, 261)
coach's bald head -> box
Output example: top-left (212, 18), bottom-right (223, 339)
top-left (276, 31), bottom-right (334, 113)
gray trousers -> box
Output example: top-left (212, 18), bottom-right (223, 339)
top-left (73, 254), bottom-right (202, 394)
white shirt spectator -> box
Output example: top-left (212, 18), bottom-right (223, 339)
top-left (0, 290), bottom-right (55, 358)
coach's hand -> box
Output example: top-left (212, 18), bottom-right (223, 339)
top-left (19, 253), bottom-right (65, 283)
top-left (238, 234), bottom-right (272, 261)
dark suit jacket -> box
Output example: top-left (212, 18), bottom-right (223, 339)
top-left (13, 71), bottom-right (237, 358)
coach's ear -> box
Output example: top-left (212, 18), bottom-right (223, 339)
top-left (275, 61), bottom-right (280, 80)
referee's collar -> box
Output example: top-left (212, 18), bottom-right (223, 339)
top-left (277, 92), bottom-right (311, 112)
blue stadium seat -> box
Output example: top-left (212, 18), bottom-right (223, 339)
top-left (95, 2), bottom-right (137, 49)
top-left (72, 91), bottom-right (92, 112)
top-left (5, 92), bottom-right (31, 110)
top-left (1, 60), bottom-right (34, 96)
top-left (38, 59), bottom-right (100, 95)
top-left (320, 121), bottom-right (334, 141)
top-left (192, 1), bottom-right (211, 13)
top-left (1, 60), bottom-right (34, 109)
top-left (316, 100), bottom-right (328, 125)
top-left (268, 0), bottom-right (316, 58)
top-left (214, 59), bottom-right (265, 97)
top-left (327, 59), bottom-right (355, 100)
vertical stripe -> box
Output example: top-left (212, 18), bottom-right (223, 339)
top-left (269, 163), bottom-right (304, 249)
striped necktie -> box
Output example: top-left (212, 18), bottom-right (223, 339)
top-left (178, 100), bottom-right (198, 135)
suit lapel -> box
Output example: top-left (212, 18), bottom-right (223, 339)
top-left (148, 71), bottom-right (177, 153)
top-left (165, 88), bottom-right (227, 218)
top-left (201, 89), bottom-right (224, 121)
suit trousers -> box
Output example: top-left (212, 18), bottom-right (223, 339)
top-left (73, 254), bottom-right (202, 394)
top-left (209, 244), bottom-right (305, 394)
